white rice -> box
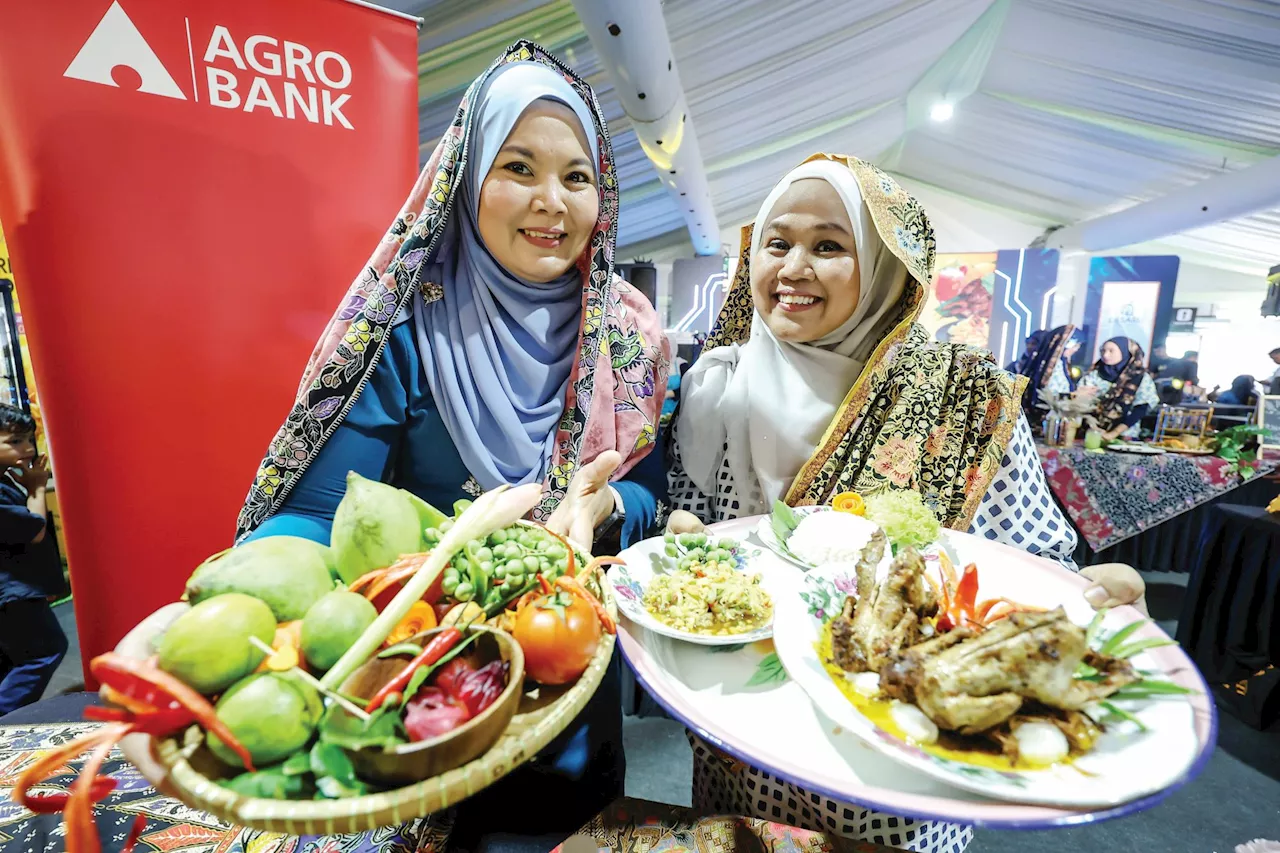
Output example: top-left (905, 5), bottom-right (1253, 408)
top-left (787, 510), bottom-right (881, 566)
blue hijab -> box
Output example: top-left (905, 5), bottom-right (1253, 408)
top-left (413, 63), bottom-right (601, 490)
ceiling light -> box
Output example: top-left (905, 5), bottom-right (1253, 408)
top-left (930, 102), bottom-right (954, 122)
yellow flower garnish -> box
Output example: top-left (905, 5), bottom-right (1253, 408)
top-left (832, 492), bottom-right (866, 516)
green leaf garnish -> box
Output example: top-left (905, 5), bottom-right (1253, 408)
top-left (1099, 620), bottom-right (1146, 656)
top-left (1098, 701), bottom-right (1148, 732)
top-left (220, 766), bottom-right (313, 799)
top-left (771, 500), bottom-right (799, 544)
top-left (310, 741), bottom-right (367, 799)
top-left (1110, 637), bottom-right (1177, 660)
top-left (1085, 609), bottom-right (1108, 648)
top-left (281, 751), bottom-right (312, 777)
top-left (318, 703), bottom-right (406, 752)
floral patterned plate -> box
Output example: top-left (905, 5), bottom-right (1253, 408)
top-left (771, 533), bottom-right (1204, 807)
top-left (609, 537), bottom-right (779, 646)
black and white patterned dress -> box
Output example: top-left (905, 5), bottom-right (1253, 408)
top-left (667, 414), bottom-right (1077, 853)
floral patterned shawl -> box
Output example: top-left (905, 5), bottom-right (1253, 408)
top-left (237, 42), bottom-right (669, 538)
top-left (704, 154), bottom-right (1025, 530)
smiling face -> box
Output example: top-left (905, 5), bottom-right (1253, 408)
top-left (750, 179), bottom-right (860, 344)
top-left (477, 101), bottom-right (599, 283)
top-left (1100, 341), bottom-right (1125, 366)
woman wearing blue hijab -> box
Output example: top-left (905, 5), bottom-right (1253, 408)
top-left (119, 43), bottom-right (669, 852)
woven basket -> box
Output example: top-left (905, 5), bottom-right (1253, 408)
top-left (152, 583), bottom-right (617, 834)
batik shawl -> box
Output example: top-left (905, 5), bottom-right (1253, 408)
top-left (237, 41), bottom-right (669, 538)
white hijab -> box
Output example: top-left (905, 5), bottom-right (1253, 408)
top-left (677, 160), bottom-right (910, 515)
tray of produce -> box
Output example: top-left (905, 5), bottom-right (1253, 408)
top-left (14, 480), bottom-right (617, 838)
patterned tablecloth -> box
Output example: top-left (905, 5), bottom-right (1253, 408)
top-left (1037, 444), bottom-right (1277, 552)
top-left (0, 721), bottom-right (904, 853)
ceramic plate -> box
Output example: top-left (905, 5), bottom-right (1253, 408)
top-left (1106, 442), bottom-right (1166, 455)
top-left (609, 536), bottom-right (778, 645)
top-left (771, 530), bottom-right (1202, 808)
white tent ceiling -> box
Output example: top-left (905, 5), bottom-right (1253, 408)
top-left (383, 0), bottom-right (1280, 275)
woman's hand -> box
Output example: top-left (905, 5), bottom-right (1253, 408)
top-left (666, 510), bottom-right (705, 536)
top-left (546, 450), bottom-right (622, 549)
top-left (1103, 426), bottom-right (1128, 441)
top-left (1080, 563), bottom-right (1147, 616)
top-left (111, 602), bottom-right (190, 796)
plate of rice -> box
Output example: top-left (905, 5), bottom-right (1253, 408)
top-left (758, 494), bottom-right (942, 571)
top-left (610, 532), bottom-right (782, 645)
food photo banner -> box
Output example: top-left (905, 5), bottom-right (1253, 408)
top-left (923, 248), bottom-right (1061, 365)
top-left (0, 0), bottom-right (420, 679)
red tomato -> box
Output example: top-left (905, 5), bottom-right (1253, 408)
top-left (512, 591), bottom-right (601, 685)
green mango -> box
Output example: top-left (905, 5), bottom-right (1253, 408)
top-left (158, 594), bottom-right (276, 695)
top-left (331, 472), bottom-right (421, 584)
top-left (206, 672), bottom-right (319, 768)
top-left (185, 536), bottom-right (334, 622)
top-left (301, 591), bottom-right (377, 672)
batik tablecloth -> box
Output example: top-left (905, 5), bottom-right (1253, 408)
top-left (1037, 445), bottom-right (1277, 553)
top-left (0, 721), bottom-right (905, 853)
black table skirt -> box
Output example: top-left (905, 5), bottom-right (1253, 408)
top-left (1072, 471), bottom-right (1278, 571)
top-left (1177, 504), bottom-right (1280, 729)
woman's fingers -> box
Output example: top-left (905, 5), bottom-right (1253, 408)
top-left (1080, 563), bottom-right (1148, 616)
top-left (666, 510), bottom-right (705, 535)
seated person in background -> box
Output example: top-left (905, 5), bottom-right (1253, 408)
top-left (1268, 347), bottom-right (1280, 394)
top-left (1078, 337), bottom-right (1160, 440)
top-left (1210, 375), bottom-right (1258, 407)
top-left (0, 404), bottom-right (68, 715)
top-left (1006, 329), bottom-right (1046, 373)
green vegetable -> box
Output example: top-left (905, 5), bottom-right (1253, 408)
top-left (863, 490), bottom-right (941, 550)
top-left (317, 703), bottom-right (406, 752)
top-left (310, 741), bottom-right (367, 799)
top-left (221, 766), bottom-right (313, 799)
top-left (377, 642), bottom-right (424, 659)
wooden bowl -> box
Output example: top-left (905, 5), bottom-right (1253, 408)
top-left (336, 626), bottom-right (524, 786)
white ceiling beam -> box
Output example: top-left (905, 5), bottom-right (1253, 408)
top-left (568, 0), bottom-right (720, 255)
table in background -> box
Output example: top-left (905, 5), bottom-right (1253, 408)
top-left (1037, 444), bottom-right (1278, 570)
top-left (1177, 504), bottom-right (1280, 730)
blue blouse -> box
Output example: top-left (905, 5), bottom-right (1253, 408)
top-left (246, 320), bottom-right (664, 548)
top-left (242, 318), bottom-right (664, 828)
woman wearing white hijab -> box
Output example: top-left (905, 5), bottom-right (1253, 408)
top-left (667, 154), bottom-right (1145, 851)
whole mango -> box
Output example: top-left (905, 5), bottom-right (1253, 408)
top-left (302, 591), bottom-right (378, 672)
top-left (206, 672), bottom-right (319, 768)
top-left (186, 536), bottom-right (334, 622)
top-left (331, 471), bottom-right (421, 584)
top-left (157, 594), bottom-right (276, 694)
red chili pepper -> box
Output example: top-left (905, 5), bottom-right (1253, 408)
top-left (579, 556), bottom-right (624, 584)
top-left (121, 816), bottom-right (148, 853)
top-left (67, 732), bottom-right (118, 853)
top-left (366, 627), bottom-right (463, 712)
top-left (555, 575), bottom-right (616, 635)
top-left (20, 778), bottom-right (118, 813)
top-left (955, 564), bottom-right (979, 612)
top-left (90, 654), bottom-right (256, 772)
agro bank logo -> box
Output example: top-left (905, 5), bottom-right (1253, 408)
top-left (63, 1), bottom-right (355, 130)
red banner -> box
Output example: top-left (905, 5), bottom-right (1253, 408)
top-left (0, 0), bottom-right (420, 681)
